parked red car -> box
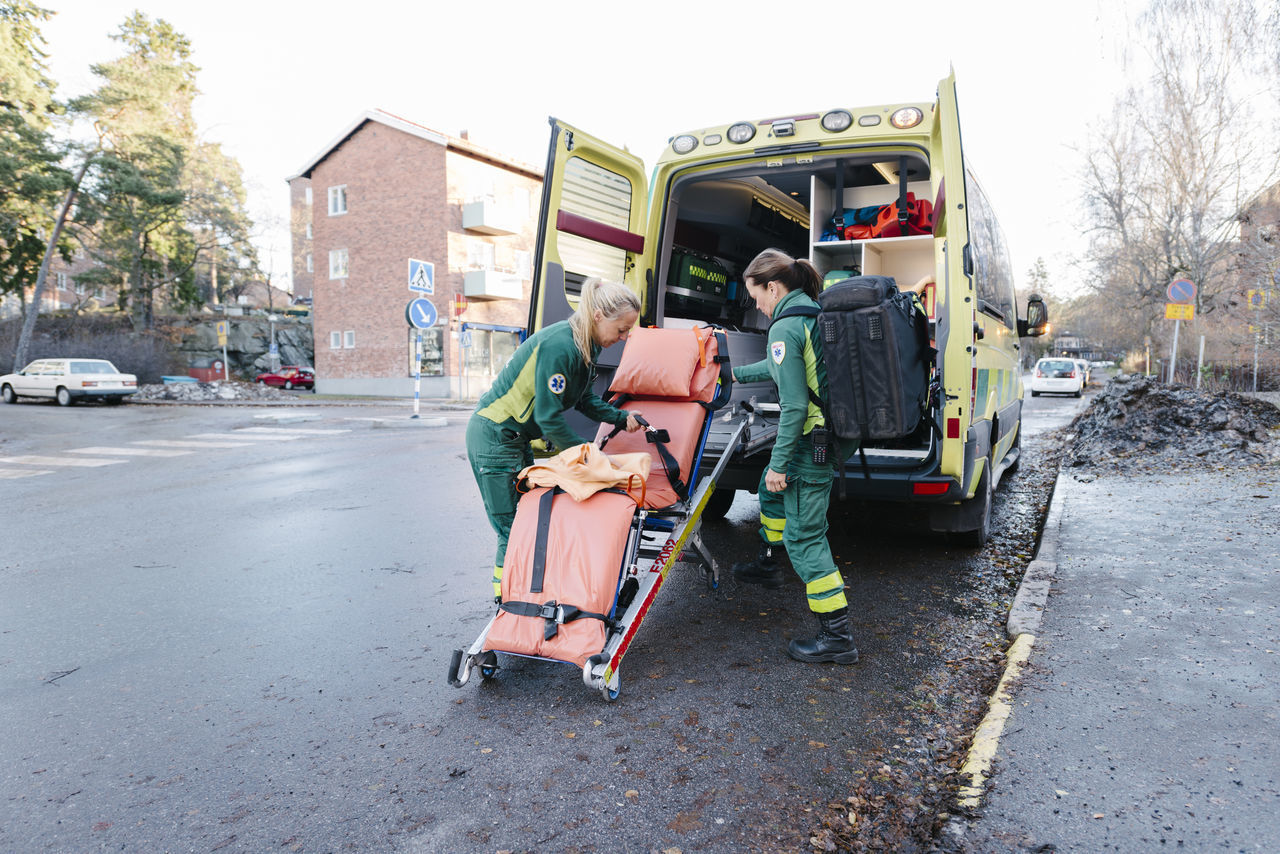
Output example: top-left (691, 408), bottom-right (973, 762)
top-left (254, 365), bottom-right (315, 390)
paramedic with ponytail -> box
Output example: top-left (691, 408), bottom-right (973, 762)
top-left (729, 248), bottom-right (860, 664)
top-left (466, 278), bottom-right (644, 600)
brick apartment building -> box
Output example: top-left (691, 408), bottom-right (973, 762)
top-left (288, 109), bottom-right (542, 397)
top-left (0, 249), bottom-right (119, 322)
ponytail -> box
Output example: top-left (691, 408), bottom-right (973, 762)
top-left (568, 277), bottom-right (641, 365)
top-left (743, 248), bottom-right (821, 300)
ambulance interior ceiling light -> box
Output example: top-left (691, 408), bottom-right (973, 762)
top-left (890, 107), bottom-right (924, 129)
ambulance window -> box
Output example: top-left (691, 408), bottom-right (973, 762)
top-left (559, 157), bottom-right (631, 289)
top-left (965, 174), bottom-right (1016, 327)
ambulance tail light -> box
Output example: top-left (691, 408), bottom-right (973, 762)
top-left (946, 417), bottom-right (961, 440)
top-left (913, 481), bottom-right (952, 496)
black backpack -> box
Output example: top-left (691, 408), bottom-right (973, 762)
top-left (772, 274), bottom-right (933, 447)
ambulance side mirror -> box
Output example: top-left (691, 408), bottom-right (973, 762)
top-left (1019, 294), bottom-right (1049, 338)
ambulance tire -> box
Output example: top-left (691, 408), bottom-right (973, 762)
top-left (953, 457), bottom-right (993, 548)
top-left (703, 488), bottom-right (736, 520)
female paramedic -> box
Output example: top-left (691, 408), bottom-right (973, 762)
top-left (728, 248), bottom-right (859, 664)
top-left (466, 277), bottom-right (644, 600)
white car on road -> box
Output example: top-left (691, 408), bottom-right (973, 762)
top-left (1029, 357), bottom-right (1084, 398)
top-left (1, 358), bottom-right (138, 406)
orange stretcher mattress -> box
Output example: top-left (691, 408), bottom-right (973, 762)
top-left (484, 487), bottom-right (636, 667)
top-left (593, 399), bottom-right (706, 509)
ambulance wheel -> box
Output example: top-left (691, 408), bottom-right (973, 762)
top-left (953, 459), bottom-right (993, 548)
top-left (478, 651), bottom-right (498, 680)
top-left (703, 488), bottom-right (735, 520)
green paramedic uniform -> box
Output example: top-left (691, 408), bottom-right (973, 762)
top-left (731, 289), bottom-right (851, 615)
top-left (466, 320), bottom-right (631, 597)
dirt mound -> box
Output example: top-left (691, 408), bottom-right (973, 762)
top-left (133, 381), bottom-right (296, 403)
top-left (1065, 375), bottom-right (1280, 471)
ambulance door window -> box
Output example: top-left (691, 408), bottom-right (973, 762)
top-left (964, 173), bottom-right (1016, 328)
top-left (559, 157), bottom-right (631, 291)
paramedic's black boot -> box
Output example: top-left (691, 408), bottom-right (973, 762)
top-left (731, 544), bottom-right (785, 589)
top-left (787, 608), bottom-right (859, 664)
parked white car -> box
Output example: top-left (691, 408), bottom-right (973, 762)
top-left (1029, 357), bottom-right (1084, 398)
top-left (0, 358), bottom-right (138, 406)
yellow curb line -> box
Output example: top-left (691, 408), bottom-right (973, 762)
top-left (957, 632), bottom-right (1035, 808)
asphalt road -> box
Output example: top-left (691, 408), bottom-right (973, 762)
top-left (0, 389), bottom-right (1088, 852)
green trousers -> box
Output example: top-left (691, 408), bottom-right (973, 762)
top-left (756, 435), bottom-right (848, 614)
top-left (466, 414), bottom-right (533, 597)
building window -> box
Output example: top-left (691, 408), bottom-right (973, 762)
top-left (515, 250), bottom-right (532, 281)
top-left (305, 223), bottom-right (312, 239)
top-left (305, 186), bottom-right (313, 205)
top-left (328, 185), bottom-right (347, 216)
top-left (343, 330), bottom-right (355, 349)
top-left (306, 253), bottom-right (313, 273)
top-left (74, 279), bottom-right (85, 295)
top-left (329, 248), bottom-right (348, 279)
top-left (330, 331), bottom-right (341, 349)
top-left (55, 272), bottom-right (67, 289)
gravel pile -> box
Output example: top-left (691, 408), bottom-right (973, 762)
top-left (133, 381), bottom-right (295, 402)
top-left (1065, 375), bottom-right (1280, 471)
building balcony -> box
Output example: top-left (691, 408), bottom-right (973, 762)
top-left (462, 200), bottom-right (519, 235)
top-left (464, 269), bottom-right (523, 300)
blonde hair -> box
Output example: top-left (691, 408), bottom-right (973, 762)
top-left (568, 277), bottom-right (641, 364)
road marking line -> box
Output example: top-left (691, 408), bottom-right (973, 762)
top-left (236, 426), bottom-right (351, 435)
top-left (957, 632), bottom-right (1036, 808)
top-left (69, 446), bottom-right (193, 457)
top-left (133, 439), bottom-right (257, 449)
top-left (187, 432), bottom-right (299, 442)
top-left (0, 467), bottom-right (53, 478)
top-left (0, 455), bottom-right (127, 467)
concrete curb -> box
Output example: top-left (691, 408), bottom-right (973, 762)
top-left (945, 463), bottom-right (1070, 834)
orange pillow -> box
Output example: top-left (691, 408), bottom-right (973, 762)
top-left (610, 326), bottom-right (719, 402)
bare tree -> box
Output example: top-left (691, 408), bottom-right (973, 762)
top-left (1079, 0), bottom-right (1280, 359)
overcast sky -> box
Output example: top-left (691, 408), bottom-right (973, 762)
top-left (38, 0), bottom-right (1149, 298)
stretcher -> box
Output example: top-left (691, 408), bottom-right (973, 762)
top-left (448, 326), bottom-right (751, 701)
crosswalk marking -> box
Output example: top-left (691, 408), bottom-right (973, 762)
top-left (187, 432), bottom-right (302, 442)
top-left (0, 467), bottom-right (52, 478)
top-left (0, 455), bottom-right (126, 468)
top-left (236, 426), bottom-right (351, 436)
top-left (133, 439), bottom-right (258, 449)
top-left (70, 446), bottom-right (193, 457)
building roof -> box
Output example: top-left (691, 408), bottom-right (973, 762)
top-left (287, 108), bottom-right (542, 182)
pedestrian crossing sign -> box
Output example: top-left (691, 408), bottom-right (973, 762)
top-left (408, 259), bottom-right (434, 295)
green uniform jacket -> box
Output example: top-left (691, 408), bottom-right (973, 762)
top-left (474, 320), bottom-right (628, 450)
top-left (732, 289), bottom-right (827, 475)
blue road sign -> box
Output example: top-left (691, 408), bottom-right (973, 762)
top-left (406, 298), bottom-right (437, 330)
top-left (1167, 277), bottom-right (1196, 303)
top-left (408, 259), bottom-right (434, 294)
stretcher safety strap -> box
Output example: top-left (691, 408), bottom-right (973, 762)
top-left (529, 486), bottom-right (558, 593)
top-left (498, 600), bottom-right (613, 641)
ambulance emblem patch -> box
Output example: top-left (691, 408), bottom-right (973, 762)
top-left (548, 373), bottom-right (567, 394)
top-left (770, 342), bottom-right (786, 364)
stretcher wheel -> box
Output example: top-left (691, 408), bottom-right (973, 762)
top-left (600, 678), bottom-right (620, 702)
top-left (447, 648), bottom-right (469, 687)
top-left (478, 651), bottom-right (499, 680)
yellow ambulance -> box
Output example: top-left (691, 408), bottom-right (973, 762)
top-left (526, 72), bottom-right (1048, 545)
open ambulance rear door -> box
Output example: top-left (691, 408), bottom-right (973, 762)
top-left (528, 120), bottom-right (652, 333)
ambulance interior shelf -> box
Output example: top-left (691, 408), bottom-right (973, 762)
top-left (808, 173), bottom-right (936, 284)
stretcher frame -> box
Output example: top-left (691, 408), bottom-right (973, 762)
top-left (448, 411), bottom-right (750, 702)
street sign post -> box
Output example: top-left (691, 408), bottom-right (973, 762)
top-left (216, 321), bottom-right (229, 381)
top-left (1165, 278), bottom-right (1197, 384)
top-left (405, 298), bottom-right (438, 418)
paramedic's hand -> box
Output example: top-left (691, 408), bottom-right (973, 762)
top-left (624, 412), bottom-right (644, 433)
top-left (765, 468), bottom-right (789, 493)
